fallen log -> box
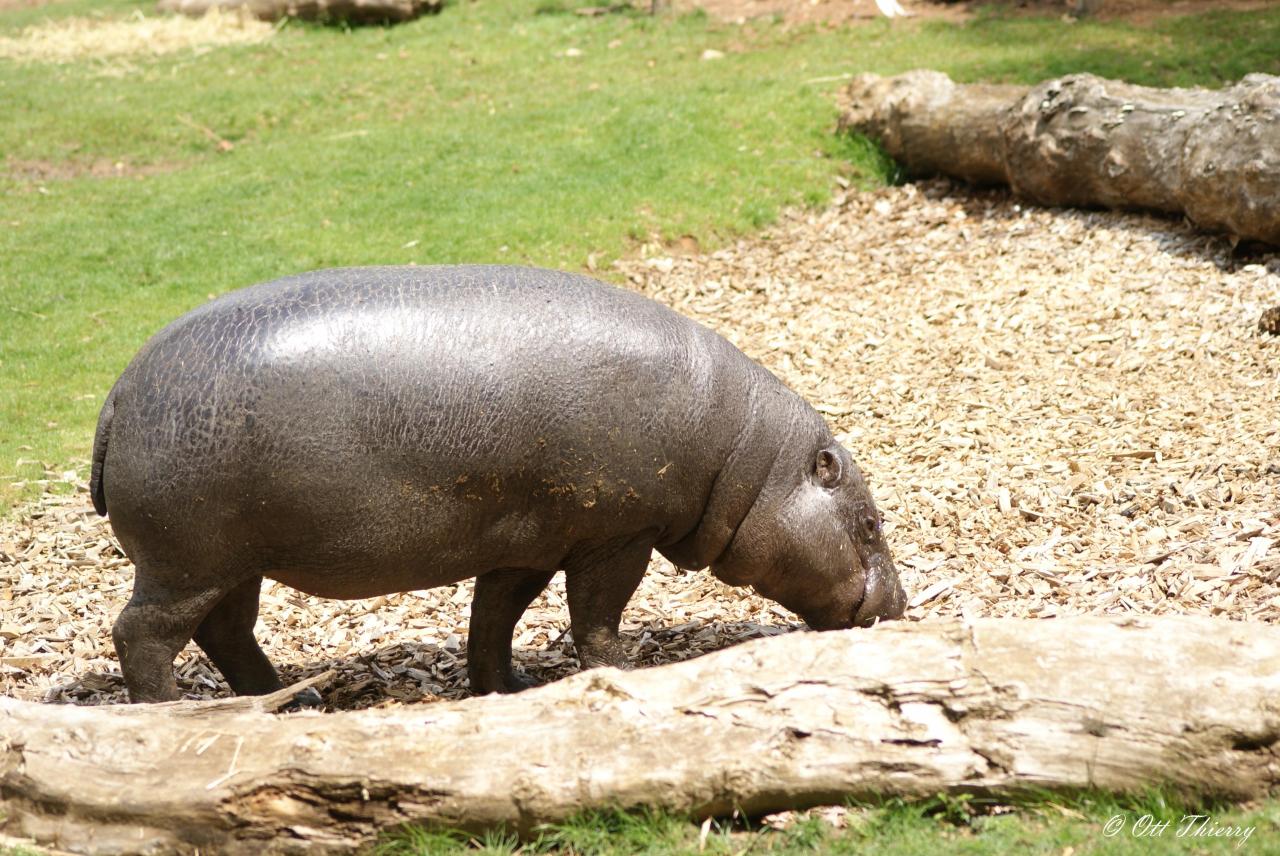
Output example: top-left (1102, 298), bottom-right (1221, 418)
top-left (157, 0), bottom-right (441, 24)
top-left (839, 71), bottom-right (1280, 246)
top-left (2, 616), bottom-right (1278, 854)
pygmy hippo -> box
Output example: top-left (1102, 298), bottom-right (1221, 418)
top-left (91, 265), bottom-right (906, 703)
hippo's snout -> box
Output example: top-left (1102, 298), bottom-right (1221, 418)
top-left (788, 556), bottom-right (906, 632)
top-left (851, 558), bottom-right (907, 627)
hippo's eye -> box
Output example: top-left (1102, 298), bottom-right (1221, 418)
top-left (861, 512), bottom-right (882, 538)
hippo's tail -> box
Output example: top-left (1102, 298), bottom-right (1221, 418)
top-left (89, 384), bottom-right (117, 517)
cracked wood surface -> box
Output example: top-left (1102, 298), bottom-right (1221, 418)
top-left (839, 71), bottom-right (1280, 246)
top-left (2, 616), bottom-right (1278, 854)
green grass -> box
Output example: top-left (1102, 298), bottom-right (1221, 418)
top-left (369, 792), bottom-right (1278, 855)
top-left (2, 0), bottom-right (1279, 506)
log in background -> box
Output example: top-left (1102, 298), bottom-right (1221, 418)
top-left (156, 0), bottom-right (441, 24)
top-left (2, 615), bottom-right (1278, 854)
top-left (839, 71), bottom-right (1280, 246)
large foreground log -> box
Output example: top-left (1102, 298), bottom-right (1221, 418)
top-left (839, 71), bottom-right (1280, 245)
top-left (2, 616), bottom-right (1278, 854)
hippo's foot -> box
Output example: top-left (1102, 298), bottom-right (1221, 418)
top-left (503, 669), bottom-right (541, 693)
top-left (575, 632), bottom-right (636, 672)
top-left (280, 686), bottom-right (325, 711)
top-left (578, 652), bottom-right (634, 671)
top-left (472, 668), bottom-right (540, 695)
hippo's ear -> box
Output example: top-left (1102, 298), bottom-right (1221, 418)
top-left (815, 448), bottom-right (842, 488)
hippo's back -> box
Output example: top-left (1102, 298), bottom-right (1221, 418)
top-left (96, 266), bottom-right (768, 592)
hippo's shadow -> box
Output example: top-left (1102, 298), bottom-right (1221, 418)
top-left (295, 618), bottom-right (803, 711)
top-left (46, 619), bottom-right (803, 710)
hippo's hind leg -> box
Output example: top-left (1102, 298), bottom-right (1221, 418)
top-left (468, 568), bottom-right (555, 695)
top-left (563, 532), bottom-right (655, 672)
top-left (112, 571), bottom-right (229, 703)
top-left (192, 575), bottom-right (285, 696)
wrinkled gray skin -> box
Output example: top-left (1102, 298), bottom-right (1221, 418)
top-left (91, 266), bottom-right (906, 704)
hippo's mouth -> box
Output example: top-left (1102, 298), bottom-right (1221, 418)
top-left (798, 593), bottom-right (868, 632)
top-left (851, 605), bottom-right (889, 628)
top-left (851, 565), bottom-right (908, 627)
top-left (797, 576), bottom-right (905, 631)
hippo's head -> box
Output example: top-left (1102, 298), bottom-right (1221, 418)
top-left (711, 442), bottom-right (906, 631)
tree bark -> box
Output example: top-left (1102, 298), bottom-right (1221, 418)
top-left (157, 0), bottom-right (440, 24)
top-left (2, 616), bottom-right (1278, 854)
top-left (839, 71), bottom-right (1280, 246)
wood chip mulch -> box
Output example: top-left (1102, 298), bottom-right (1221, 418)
top-left (3, 179), bottom-right (1278, 710)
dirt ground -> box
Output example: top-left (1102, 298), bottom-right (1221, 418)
top-left (683, 0), bottom-right (968, 28)
top-left (3, 179), bottom-right (1277, 710)
top-left (678, 0), bottom-right (1278, 29)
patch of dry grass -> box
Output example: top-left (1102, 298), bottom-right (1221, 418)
top-left (0, 9), bottom-right (273, 66)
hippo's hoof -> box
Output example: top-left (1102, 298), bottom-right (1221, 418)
top-left (281, 686), bottom-right (325, 711)
top-left (472, 669), bottom-right (540, 695)
top-left (502, 669), bottom-right (540, 693)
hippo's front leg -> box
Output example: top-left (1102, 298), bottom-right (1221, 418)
top-left (563, 532), bottom-right (656, 670)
